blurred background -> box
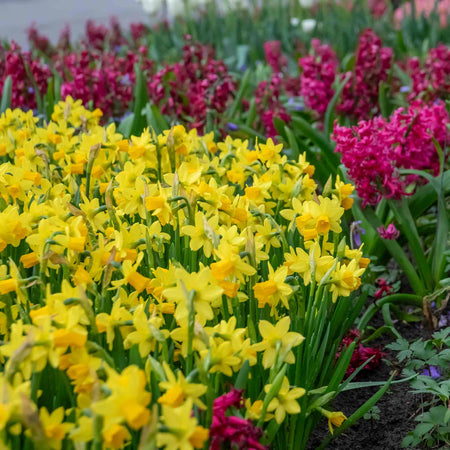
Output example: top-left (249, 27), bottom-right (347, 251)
top-left (0, 0), bottom-right (144, 46)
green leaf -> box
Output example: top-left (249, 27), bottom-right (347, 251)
top-left (378, 82), bottom-right (390, 118)
top-left (228, 69), bottom-right (251, 118)
top-left (341, 372), bottom-right (416, 391)
top-left (44, 77), bottom-right (55, 121)
top-left (233, 123), bottom-right (267, 141)
top-left (338, 356), bottom-right (376, 393)
top-left (273, 117), bottom-right (288, 140)
top-left (257, 364), bottom-right (287, 428)
top-left (362, 326), bottom-right (399, 344)
top-left (144, 104), bottom-right (169, 135)
top-left (308, 391), bottom-right (336, 411)
top-left (326, 342), bottom-right (355, 393)
top-left (24, 62), bottom-right (44, 115)
top-left (118, 113), bottom-right (135, 138)
top-left (0, 75), bottom-right (12, 113)
top-left (234, 360), bottom-right (250, 390)
top-left (408, 171), bottom-right (450, 218)
top-left (291, 116), bottom-right (339, 168)
top-left (361, 207), bottom-right (424, 296)
top-left (389, 199), bottom-right (432, 292)
top-left (283, 126), bottom-right (300, 160)
top-left (147, 355), bottom-right (166, 382)
top-left (324, 73), bottom-right (351, 138)
top-left (130, 64), bottom-right (149, 137)
top-left (414, 422), bottom-right (434, 435)
top-left (357, 294), bottom-right (423, 332)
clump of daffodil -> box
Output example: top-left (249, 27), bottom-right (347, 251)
top-left (0, 99), bottom-right (370, 449)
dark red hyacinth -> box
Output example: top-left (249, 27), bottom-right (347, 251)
top-left (210, 388), bottom-right (266, 450)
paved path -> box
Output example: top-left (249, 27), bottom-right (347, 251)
top-left (0, 0), bottom-right (146, 47)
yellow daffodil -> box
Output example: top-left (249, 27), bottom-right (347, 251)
top-left (264, 376), bottom-right (306, 424)
top-left (252, 317), bottom-right (304, 368)
top-left (157, 399), bottom-right (208, 450)
top-left (317, 407), bottom-right (347, 434)
top-left (159, 362), bottom-right (207, 409)
top-left (253, 264), bottom-right (292, 310)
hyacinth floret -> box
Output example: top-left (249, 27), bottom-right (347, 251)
top-left (333, 101), bottom-right (449, 206)
top-left (299, 39), bottom-right (338, 117)
top-left (338, 29), bottom-right (393, 119)
top-left (210, 389), bottom-right (266, 450)
top-left (408, 44), bottom-right (450, 101)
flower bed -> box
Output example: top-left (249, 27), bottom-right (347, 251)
top-left (0, 1), bottom-right (449, 448)
top-left (0, 99), bottom-right (373, 449)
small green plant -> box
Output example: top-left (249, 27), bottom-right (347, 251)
top-left (387, 328), bottom-right (450, 448)
top-left (363, 405), bottom-right (381, 421)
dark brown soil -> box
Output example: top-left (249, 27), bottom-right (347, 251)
top-left (307, 317), bottom-right (432, 450)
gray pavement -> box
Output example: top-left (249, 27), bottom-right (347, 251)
top-left (0, 0), bottom-right (147, 47)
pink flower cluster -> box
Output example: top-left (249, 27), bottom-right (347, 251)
top-left (210, 388), bottom-right (266, 450)
top-left (367, 0), bottom-right (388, 17)
top-left (253, 41), bottom-right (305, 137)
top-left (374, 277), bottom-right (393, 299)
top-left (27, 23), bottom-right (52, 55)
top-left (299, 39), bottom-right (338, 117)
top-left (337, 329), bottom-right (385, 376)
top-left (9, 22), bottom-right (235, 129)
top-left (58, 47), bottom-right (153, 119)
top-left (5, 20), bottom-right (150, 116)
top-left (264, 41), bottom-right (288, 74)
top-left (377, 224), bottom-right (400, 240)
top-left (254, 74), bottom-right (292, 138)
top-left (0, 42), bottom-right (51, 111)
top-left (338, 29), bottom-right (393, 119)
top-left (409, 44), bottom-right (450, 101)
top-left (333, 101), bottom-right (449, 206)
top-left (28, 18), bottom-right (148, 55)
top-left (148, 41), bottom-right (235, 132)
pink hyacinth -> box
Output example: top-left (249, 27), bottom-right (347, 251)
top-left (57, 24), bottom-right (71, 52)
top-left (264, 41), bottom-right (288, 73)
top-left (367, 0), bottom-right (388, 17)
top-left (210, 388), bottom-right (266, 450)
top-left (58, 48), bottom-right (153, 119)
top-left (147, 41), bottom-right (235, 132)
top-left (0, 42), bottom-right (51, 111)
top-left (130, 22), bottom-right (148, 43)
top-left (82, 18), bottom-right (128, 51)
top-left (27, 23), bottom-right (52, 55)
top-left (333, 101), bottom-right (449, 206)
top-left (299, 39), bottom-right (338, 117)
top-left (254, 74), bottom-right (291, 138)
top-left (387, 100), bottom-right (448, 176)
top-left (408, 44), bottom-right (450, 101)
top-left (338, 29), bottom-right (393, 119)
top-left (377, 224), bottom-right (400, 240)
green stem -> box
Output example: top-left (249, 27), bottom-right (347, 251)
top-left (186, 289), bottom-right (196, 375)
top-left (357, 293), bottom-right (423, 331)
top-left (389, 199), bottom-right (432, 291)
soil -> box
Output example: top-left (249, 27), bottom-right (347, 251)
top-left (307, 316), bottom-right (433, 450)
